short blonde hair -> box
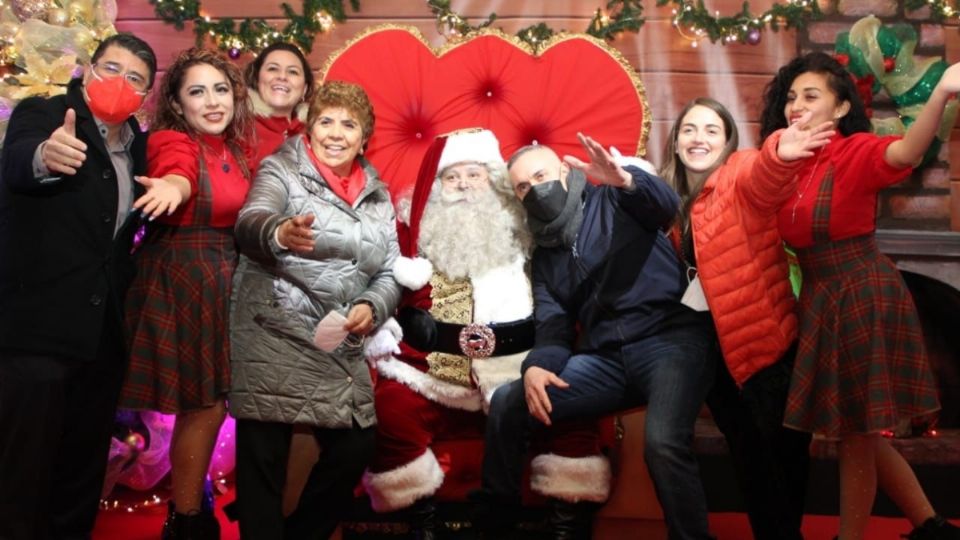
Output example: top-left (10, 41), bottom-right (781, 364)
top-left (307, 81), bottom-right (375, 142)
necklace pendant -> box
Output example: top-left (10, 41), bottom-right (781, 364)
top-left (222, 162), bottom-right (230, 173)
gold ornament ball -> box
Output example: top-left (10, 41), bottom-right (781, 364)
top-left (47, 7), bottom-right (69, 26)
top-left (68, 3), bottom-right (91, 23)
top-left (11, 0), bottom-right (50, 22)
top-left (125, 432), bottom-right (146, 453)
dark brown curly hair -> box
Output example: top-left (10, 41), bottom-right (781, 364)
top-left (759, 51), bottom-right (871, 141)
top-left (151, 47), bottom-right (255, 179)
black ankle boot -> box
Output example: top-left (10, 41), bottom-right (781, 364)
top-left (546, 498), bottom-right (596, 540)
top-left (903, 515), bottom-right (960, 540)
top-left (170, 510), bottom-right (221, 540)
top-left (408, 497), bottom-right (437, 540)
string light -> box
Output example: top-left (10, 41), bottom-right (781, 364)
top-left (426, 0), bottom-right (644, 50)
top-left (906, 0), bottom-right (960, 21)
top-left (660, 0), bottom-right (822, 45)
top-left (150, 0), bottom-right (358, 55)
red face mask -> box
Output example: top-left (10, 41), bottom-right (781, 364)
top-left (85, 71), bottom-right (145, 124)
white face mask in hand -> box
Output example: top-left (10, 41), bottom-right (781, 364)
top-left (313, 310), bottom-right (349, 352)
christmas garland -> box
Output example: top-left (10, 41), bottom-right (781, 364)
top-left (904, 0), bottom-right (959, 22)
top-left (834, 15), bottom-right (958, 167)
top-left (149, 0), bottom-right (359, 56)
top-left (426, 0), bottom-right (644, 49)
top-left (657, 0), bottom-right (822, 46)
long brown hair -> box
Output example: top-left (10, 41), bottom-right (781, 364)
top-left (659, 97), bottom-right (739, 233)
top-left (151, 47), bottom-right (255, 179)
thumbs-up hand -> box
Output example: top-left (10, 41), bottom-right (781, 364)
top-left (41, 108), bottom-right (88, 176)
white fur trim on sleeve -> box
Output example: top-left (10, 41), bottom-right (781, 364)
top-left (363, 449), bottom-right (444, 512)
top-left (393, 256), bottom-right (434, 290)
top-left (610, 146), bottom-right (657, 176)
top-left (530, 453), bottom-right (612, 503)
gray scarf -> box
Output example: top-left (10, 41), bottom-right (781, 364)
top-left (526, 169), bottom-right (586, 249)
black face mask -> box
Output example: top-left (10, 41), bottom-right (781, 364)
top-left (523, 180), bottom-right (568, 221)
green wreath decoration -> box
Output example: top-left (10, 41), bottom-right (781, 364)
top-left (149, 0), bottom-right (359, 56)
top-left (834, 15), bottom-right (958, 167)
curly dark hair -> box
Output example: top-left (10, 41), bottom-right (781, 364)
top-left (244, 42), bottom-right (315, 107)
top-left (151, 47), bottom-right (255, 179)
top-left (759, 51), bottom-right (871, 141)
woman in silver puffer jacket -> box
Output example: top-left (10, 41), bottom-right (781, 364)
top-left (229, 81), bottom-right (400, 540)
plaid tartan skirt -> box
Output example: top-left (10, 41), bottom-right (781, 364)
top-left (783, 234), bottom-right (940, 437)
top-left (120, 225), bottom-right (237, 413)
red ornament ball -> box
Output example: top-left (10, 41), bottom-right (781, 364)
top-left (883, 57), bottom-right (895, 72)
top-left (835, 53), bottom-right (850, 66)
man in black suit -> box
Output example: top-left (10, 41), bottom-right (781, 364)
top-left (0, 33), bottom-right (157, 539)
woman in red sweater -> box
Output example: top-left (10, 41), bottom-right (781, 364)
top-left (760, 52), bottom-right (960, 540)
top-left (120, 48), bottom-right (254, 539)
top-left (245, 42), bottom-right (313, 173)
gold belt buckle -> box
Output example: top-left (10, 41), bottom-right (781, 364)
top-left (458, 323), bottom-right (496, 358)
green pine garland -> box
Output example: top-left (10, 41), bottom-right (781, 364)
top-left (149, 0), bottom-right (359, 54)
top-left (658, 0), bottom-right (822, 44)
top-left (426, 0), bottom-right (644, 49)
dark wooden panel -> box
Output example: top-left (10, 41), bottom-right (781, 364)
top-left (117, 18), bottom-right (795, 76)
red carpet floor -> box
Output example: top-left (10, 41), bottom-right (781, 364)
top-left (91, 490), bottom-right (956, 540)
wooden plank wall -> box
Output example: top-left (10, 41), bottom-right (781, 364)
top-left (116, 0), bottom-right (959, 227)
top-left (115, 0), bottom-right (797, 159)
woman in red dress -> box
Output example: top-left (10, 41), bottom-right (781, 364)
top-left (120, 48), bottom-right (254, 539)
top-left (760, 52), bottom-right (960, 540)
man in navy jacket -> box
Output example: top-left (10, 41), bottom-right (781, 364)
top-left (476, 134), bottom-right (718, 539)
top-left (0, 33), bottom-right (156, 539)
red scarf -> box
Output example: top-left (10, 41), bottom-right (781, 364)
top-left (304, 135), bottom-right (366, 205)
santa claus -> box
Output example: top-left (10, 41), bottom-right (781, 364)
top-left (363, 129), bottom-right (611, 539)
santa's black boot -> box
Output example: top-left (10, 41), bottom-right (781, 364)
top-left (546, 498), bottom-right (596, 540)
top-left (408, 497), bottom-right (438, 540)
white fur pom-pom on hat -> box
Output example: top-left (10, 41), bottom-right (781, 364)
top-left (393, 256), bottom-right (433, 290)
top-left (436, 129), bottom-right (504, 174)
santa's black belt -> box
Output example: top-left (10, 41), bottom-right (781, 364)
top-left (434, 317), bottom-right (535, 359)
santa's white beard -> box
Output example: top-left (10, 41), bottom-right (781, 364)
top-left (419, 187), bottom-right (525, 280)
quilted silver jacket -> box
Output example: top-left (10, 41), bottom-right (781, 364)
top-left (229, 135), bottom-right (400, 428)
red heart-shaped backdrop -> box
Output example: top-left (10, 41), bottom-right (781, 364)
top-left (321, 26), bottom-right (650, 197)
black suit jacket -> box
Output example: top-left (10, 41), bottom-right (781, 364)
top-left (0, 78), bottom-right (148, 360)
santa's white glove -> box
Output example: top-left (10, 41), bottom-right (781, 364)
top-left (610, 146), bottom-right (657, 176)
top-left (364, 317), bottom-right (403, 366)
top-left (393, 256), bottom-right (433, 290)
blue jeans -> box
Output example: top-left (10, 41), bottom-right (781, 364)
top-left (482, 321), bottom-right (717, 540)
